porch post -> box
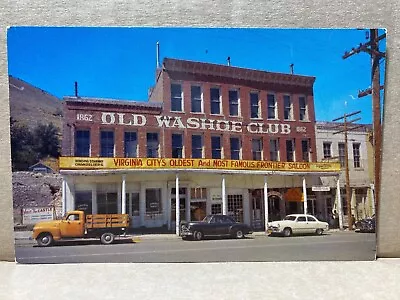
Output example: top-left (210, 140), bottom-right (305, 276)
top-left (302, 177), bottom-right (308, 214)
top-left (264, 176), bottom-right (269, 232)
top-left (222, 175), bottom-right (227, 215)
top-left (336, 177), bottom-right (344, 230)
top-left (62, 178), bottom-right (67, 216)
top-left (186, 189), bottom-right (191, 222)
top-left (175, 173), bottom-right (180, 236)
top-left (121, 175), bottom-right (126, 214)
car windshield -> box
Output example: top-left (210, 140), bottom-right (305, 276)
top-left (283, 216), bottom-right (297, 221)
top-left (202, 216), bottom-right (212, 223)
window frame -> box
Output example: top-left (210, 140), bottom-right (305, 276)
top-left (230, 137), bottom-right (241, 160)
top-left (190, 85), bottom-right (203, 113)
top-left (299, 95), bottom-right (308, 121)
top-left (100, 130), bottom-right (115, 157)
top-left (170, 83), bottom-right (183, 112)
top-left (252, 138), bottom-right (263, 161)
top-left (301, 139), bottom-right (310, 162)
top-left (286, 139), bottom-right (295, 162)
top-left (75, 129), bottom-right (90, 157)
top-left (338, 143), bottom-right (346, 168)
top-left (228, 89), bottom-right (240, 117)
top-left (146, 132), bottom-right (159, 158)
top-left (211, 135), bottom-right (222, 159)
top-left (269, 139), bottom-right (280, 161)
top-left (283, 94), bottom-right (293, 121)
top-left (210, 87), bottom-right (222, 115)
top-left (250, 91), bottom-right (260, 119)
top-left (323, 142), bottom-right (332, 159)
top-left (124, 131), bottom-right (138, 158)
top-left (191, 134), bottom-right (203, 159)
top-left (171, 133), bottom-right (184, 158)
top-left (353, 142), bottom-right (361, 168)
top-left (267, 93), bottom-right (277, 120)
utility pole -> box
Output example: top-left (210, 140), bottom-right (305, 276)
top-left (342, 29), bottom-right (386, 222)
top-left (333, 110), bottom-right (363, 230)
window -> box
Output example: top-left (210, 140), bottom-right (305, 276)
top-left (307, 215), bottom-right (317, 222)
top-left (146, 189), bottom-right (162, 215)
top-left (97, 192), bottom-right (118, 214)
top-left (297, 216), bottom-right (307, 222)
top-left (299, 96), bottom-right (308, 121)
top-left (125, 192), bottom-right (139, 216)
top-left (286, 139), bottom-right (295, 162)
top-left (211, 136), bottom-right (222, 159)
top-left (211, 203), bottom-right (222, 215)
top-left (301, 139), bottom-right (310, 162)
top-left (191, 86), bottom-right (202, 113)
top-left (228, 194), bottom-right (243, 222)
top-left (229, 90), bottom-right (239, 116)
top-left (172, 133), bottom-right (183, 158)
top-left (323, 142), bottom-right (331, 159)
top-left (250, 92), bottom-right (260, 118)
top-left (124, 132), bottom-right (137, 158)
top-left (353, 143), bottom-right (361, 168)
top-left (147, 133), bottom-right (159, 158)
top-left (192, 135), bottom-right (203, 158)
top-left (171, 83), bottom-right (183, 112)
top-left (270, 139), bottom-right (279, 161)
top-left (66, 214), bottom-right (79, 221)
top-left (210, 87), bottom-right (221, 114)
top-left (252, 138), bottom-right (262, 161)
top-left (75, 191), bottom-right (92, 214)
top-left (230, 137), bottom-right (241, 160)
top-left (338, 143), bottom-right (345, 167)
top-left (75, 130), bottom-right (90, 157)
top-left (190, 188), bottom-right (207, 200)
top-left (267, 94), bottom-right (276, 119)
top-left (100, 131), bottom-right (114, 157)
top-left (284, 95), bottom-right (292, 120)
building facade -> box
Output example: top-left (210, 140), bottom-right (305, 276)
top-left (315, 122), bottom-right (375, 224)
top-left (60, 58), bottom-right (340, 232)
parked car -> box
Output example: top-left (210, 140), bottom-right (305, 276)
top-left (267, 214), bottom-right (329, 237)
top-left (180, 215), bottom-right (253, 241)
top-left (355, 215), bottom-right (376, 233)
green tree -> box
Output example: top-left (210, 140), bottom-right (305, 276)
top-left (33, 122), bottom-right (60, 159)
top-left (10, 118), bottom-right (37, 170)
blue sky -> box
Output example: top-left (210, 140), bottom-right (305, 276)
top-left (7, 27), bottom-right (386, 123)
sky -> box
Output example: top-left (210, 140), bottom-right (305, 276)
top-left (7, 27), bottom-right (386, 123)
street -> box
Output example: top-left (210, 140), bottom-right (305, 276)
top-left (15, 231), bottom-right (376, 263)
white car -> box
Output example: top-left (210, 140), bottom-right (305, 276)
top-left (267, 214), bottom-right (329, 237)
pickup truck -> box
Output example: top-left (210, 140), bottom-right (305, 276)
top-left (180, 214), bottom-right (253, 241)
top-left (32, 210), bottom-right (129, 247)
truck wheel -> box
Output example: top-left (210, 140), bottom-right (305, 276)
top-left (37, 233), bottom-right (53, 247)
top-left (100, 232), bottom-right (115, 245)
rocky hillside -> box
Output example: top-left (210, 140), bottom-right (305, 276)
top-left (12, 172), bottom-right (63, 225)
top-left (9, 75), bottom-right (63, 131)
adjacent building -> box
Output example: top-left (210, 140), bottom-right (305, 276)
top-left (60, 58), bottom-right (340, 233)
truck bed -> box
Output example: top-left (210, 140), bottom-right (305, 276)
top-left (86, 214), bottom-right (129, 229)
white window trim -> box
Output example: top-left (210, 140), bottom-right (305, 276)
top-left (267, 93), bottom-right (278, 120)
top-left (283, 94), bottom-right (293, 121)
top-left (229, 89), bottom-right (241, 117)
top-left (250, 91), bottom-right (261, 119)
top-left (210, 86), bottom-right (222, 115)
top-left (170, 82), bottom-right (184, 113)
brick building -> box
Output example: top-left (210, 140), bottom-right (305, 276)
top-left (60, 58), bottom-right (340, 233)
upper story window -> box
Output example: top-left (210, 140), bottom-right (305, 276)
top-left (299, 96), bottom-right (308, 121)
top-left (100, 131), bottom-right (114, 157)
top-left (323, 142), bottom-right (331, 159)
top-left (191, 85), bottom-right (203, 113)
top-left (252, 138), bottom-right (262, 161)
top-left (211, 136), bottom-right (222, 159)
top-left (301, 139), bottom-right (310, 162)
top-left (171, 83), bottom-right (183, 112)
top-left (286, 139), bottom-right (295, 162)
top-left (267, 94), bottom-right (277, 119)
top-left (210, 87), bottom-right (221, 115)
top-left (353, 143), bottom-right (361, 168)
top-left (250, 92), bottom-right (260, 118)
top-left (147, 132), bottom-right (159, 158)
top-left (230, 137), bottom-right (241, 160)
top-left (75, 130), bottom-right (90, 157)
top-left (229, 90), bottom-right (239, 116)
top-left (270, 139), bottom-right (279, 161)
top-left (124, 131), bottom-right (137, 158)
top-left (283, 95), bottom-right (293, 120)
top-left (338, 143), bottom-right (345, 167)
top-left (192, 135), bottom-right (203, 159)
top-left (172, 133), bottom-right (183, 158)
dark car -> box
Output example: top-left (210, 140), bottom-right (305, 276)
top-left (180, 215), bottom-right (253, 241)
top-left (355, 215), bottom-right (376, 233)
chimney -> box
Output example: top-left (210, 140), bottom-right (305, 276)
top-left (290, 63), bottom-right (294, 74)
top-left (227, 56), bottom-right (231, 66)
top-left (156, 41), bottom-right (160, 68)
top-left (74, 81), bottom-right (78, 97)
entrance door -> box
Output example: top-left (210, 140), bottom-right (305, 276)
top-left (250, 190), bottom-right (264, 230)
top-left (170, 187), bottom-right (187, 229)
top-left (125, 192), bottom-right (140, 228)
top-left (145, 188), bottom-right (164, 227)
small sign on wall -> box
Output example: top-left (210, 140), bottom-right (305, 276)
top-left (22, 207), bottom-right (55, 225)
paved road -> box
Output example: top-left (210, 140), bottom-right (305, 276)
top-left (15, 232), bottom-right (375, 263)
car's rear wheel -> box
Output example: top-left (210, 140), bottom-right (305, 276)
top-left (316, 228), bottom-right (324, 235)
top-left (235, 230), bottom-right (244, 239)
top-left (283, 227), bottom-right (292, 237)
top-left (193, 231), bottom-right (203, 241)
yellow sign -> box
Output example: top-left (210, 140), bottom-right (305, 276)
top-left (59, 157), bottom-right (340, 172)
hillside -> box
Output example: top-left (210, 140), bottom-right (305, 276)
top-left (8, 75), bottom-right (63, 131)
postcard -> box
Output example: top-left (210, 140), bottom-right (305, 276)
top-left (8, 27), bottom-right (384, 263)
